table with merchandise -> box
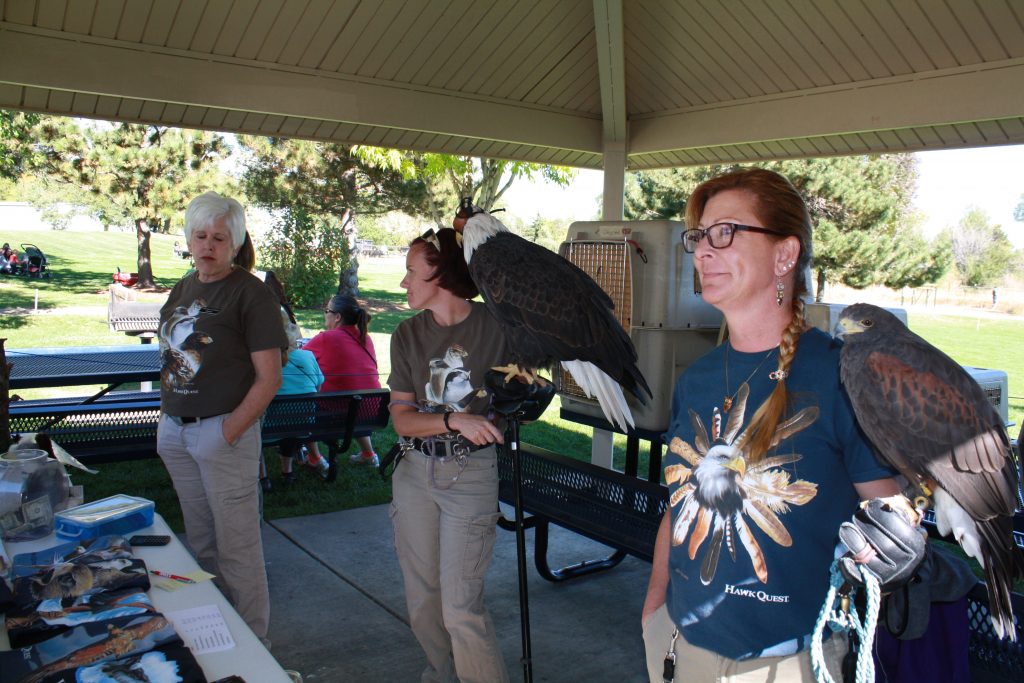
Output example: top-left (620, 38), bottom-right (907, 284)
top-left (0, 510), bottom-right (290, 683)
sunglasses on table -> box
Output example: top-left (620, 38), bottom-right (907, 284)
top-left (681, 222), bottom-right (785, 253)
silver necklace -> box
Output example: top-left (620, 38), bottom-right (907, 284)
top-left (723, 344), bottom-right (776, 413)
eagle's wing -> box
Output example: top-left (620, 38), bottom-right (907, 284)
top-left (468, 231), bottom-right (650, 399)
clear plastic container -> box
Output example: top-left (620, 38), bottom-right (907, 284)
top-left (0, 449), bottom-right (71, 541)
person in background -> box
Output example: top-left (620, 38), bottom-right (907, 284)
top-left (302, 293), bottom-right (381, 466)
top-left (641, 169), bottom-right (909, 681)
top-left (156, 190), bottom-right (286, 646)
top-left (388, 227), bottom-right (510, 683)
top-left (271, 307), bottom-right (330, 485)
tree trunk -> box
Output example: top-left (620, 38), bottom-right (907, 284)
top-left (1, 338), bottom-right (11, 454)
top-left (337, 207), bottom-right (360, 299)
top-left (815, 269), bottom-right (826, 303)
top-left (136, 218), bottom-right (156, 289)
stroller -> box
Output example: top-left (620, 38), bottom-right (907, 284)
top-left (20, 244), bottom-right (51, 278)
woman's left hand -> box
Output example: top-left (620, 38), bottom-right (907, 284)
top-left (838, 496), bottom-right (927, 592)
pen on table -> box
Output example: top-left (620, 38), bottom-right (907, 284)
top-left (150, 569), bottom-right (195, 584)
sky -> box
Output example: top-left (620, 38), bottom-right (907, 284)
top-left (501, 145), bottom-right (1024, 248)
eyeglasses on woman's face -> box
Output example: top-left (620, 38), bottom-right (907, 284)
top-left (681, 222), bottom-right (785, 253)
top-left (323, 309), bottom-right (338, 316)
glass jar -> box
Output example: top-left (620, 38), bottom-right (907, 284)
top-left (0, 449), bottom-right (71, 540)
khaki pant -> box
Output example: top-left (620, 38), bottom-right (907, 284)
top-left (390, 447), bottom-right (509, 683)
top-left (642, 603), bottom-right (847, 682)
top-left (157, 413), bottom-right (269, 643)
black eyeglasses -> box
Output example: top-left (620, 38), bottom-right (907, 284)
top-left (681, 222), bottom-right (785, 253)
top-left (323, 309), bottom-right (338, 315)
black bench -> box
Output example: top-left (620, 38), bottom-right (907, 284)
top-left (496, 443), bottom-right (1023, 681)
top-left (8, 388), bottom-right (391, 481)
top-left (107, 284), bottom-right (162, 342)
top-left (496, 443), bottom-right (667, 580)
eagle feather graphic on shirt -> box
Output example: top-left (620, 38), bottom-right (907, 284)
top-left (666, 383), bottom-right (819, 585)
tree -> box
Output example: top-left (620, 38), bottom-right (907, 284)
top-left (239, 136), bottom-right (427, 297)
top-left (943, 207), bottom-right (1017, 287)
top-left (258, 207), bottom-right (348, 308)
top-left (411, 154), bottom-right (574, 228)
top-left (240, 138), bottom-right (574, 298)
top-left (0, 109), bottom-right (39, 180)
top-left (33, 118), bottom-right (231, 287)
top-left (624, 156), bottom-right (946, 299)
top-left (878, 220), bottom-right (951, 290)
top-left (521, 213), bottom-right (570, 252)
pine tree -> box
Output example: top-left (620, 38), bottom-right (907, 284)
top-left (33, 118), bottom-right (229, 288)
top-left (624, 155), bottom-right (946, 298)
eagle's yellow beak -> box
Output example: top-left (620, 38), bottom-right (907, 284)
top-left (723, 456), bottom-right (746, 476)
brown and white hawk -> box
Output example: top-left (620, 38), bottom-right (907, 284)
top-left (837, 302), bottom-right (1024, 641)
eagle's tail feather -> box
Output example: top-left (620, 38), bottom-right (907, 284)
top-left (561, 360), bottom-right (635, 432)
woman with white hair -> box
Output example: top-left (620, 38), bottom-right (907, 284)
top-left (157, 190), bottom-right (287, 646)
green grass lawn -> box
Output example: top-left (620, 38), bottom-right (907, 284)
top-left (3, 231), bottom-right (1022, 534)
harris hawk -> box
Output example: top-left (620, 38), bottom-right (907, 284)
top-left (836, 302), bottom-right (1024, 641)
top-left (451, 201), bottom-right (651, 431)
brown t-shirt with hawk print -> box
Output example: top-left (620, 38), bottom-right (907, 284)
top-left (159, 268), bottom-right (287, 418)
top-left (388, 302), bottom-right (509, 417)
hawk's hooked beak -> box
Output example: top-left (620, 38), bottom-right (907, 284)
top-left (833, 317), bottom-right (862, 340)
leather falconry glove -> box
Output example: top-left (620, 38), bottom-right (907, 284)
top-left (838, 496), bottom-right (928, 593)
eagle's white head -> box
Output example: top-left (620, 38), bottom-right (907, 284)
top-left (460, 212), bottom-right (509, 262)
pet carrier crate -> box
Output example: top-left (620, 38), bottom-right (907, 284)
top-left (963, 366), bottom-right (1010, 428)
top-left (555, 221), bottom-right (722, 433)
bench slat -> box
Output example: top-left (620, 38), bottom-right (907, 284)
top-left (9, 389), bottom-right (391, 465)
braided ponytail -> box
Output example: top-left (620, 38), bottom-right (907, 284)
top-left (741, 298), bottom-right (806, 463)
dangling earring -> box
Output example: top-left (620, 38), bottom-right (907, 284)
top-left (776, 278), bottom-right (785, 307)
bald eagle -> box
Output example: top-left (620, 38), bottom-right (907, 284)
top-left (453, 204), bottom-right (651, 431)
top-left (837, 302), bottom-right (1024, 641)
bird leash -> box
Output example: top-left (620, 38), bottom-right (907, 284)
top-left (811, 561), bottom-right (881, 683)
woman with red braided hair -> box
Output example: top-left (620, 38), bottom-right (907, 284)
top-left (641, 169), bottom-right (911, 681)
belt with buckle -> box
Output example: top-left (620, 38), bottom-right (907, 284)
top-left (165, 414), bottom-right (202, 426)
top-left (411, 437), bottom-right (490, 458)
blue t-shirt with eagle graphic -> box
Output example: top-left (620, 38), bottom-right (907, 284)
top-left (664, 327), bottom-right (893, 660)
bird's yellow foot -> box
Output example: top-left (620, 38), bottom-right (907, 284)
top-left (869, 494), bottom-right (923, 526)
top-left (492, 364), bottom-right (537, 384)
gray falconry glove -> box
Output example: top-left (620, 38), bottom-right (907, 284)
top-left (838, 496), bottom-right (927, 593)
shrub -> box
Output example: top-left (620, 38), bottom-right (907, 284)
top-left (258, 208), bottom-right (350, 308)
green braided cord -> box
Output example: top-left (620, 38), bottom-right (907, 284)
top-left (811, 561), bottom-right (881, 683)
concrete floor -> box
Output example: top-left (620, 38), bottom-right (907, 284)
top-left (261, 503), bottom-right (650, 683)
